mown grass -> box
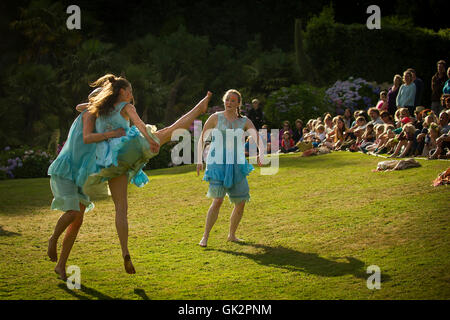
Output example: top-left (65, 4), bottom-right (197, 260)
top-left (0, 152), bottom-right (449, 300)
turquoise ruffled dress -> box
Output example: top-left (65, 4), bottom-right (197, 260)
top-left (203, 112), bottom-right (254, 203)
top-left (48, 110), bottom-right (97, 212)
top-left (83, 101), bottom-right (160, 192)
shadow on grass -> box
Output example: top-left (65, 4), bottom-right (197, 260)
top-left (213, 242), bottom-right (391, 281)
top-left (0, 226), bottom-right (21, 237)
top-left (134, 288), bottom-right (150, 300)
top-left (58, 283), bottom-right (114, 300)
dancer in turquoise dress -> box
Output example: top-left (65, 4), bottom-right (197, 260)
top-left (47, 88), bottom-right (126, 280)
top-left (82, 74), bottom-right (212, 273)
top-left (197, 89), bottom-right (263, 247)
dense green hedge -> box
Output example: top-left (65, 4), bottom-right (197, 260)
top-left (302, 13), bottom-right (450, 104)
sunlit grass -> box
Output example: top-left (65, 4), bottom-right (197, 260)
top-left (0, 152), bottom-right (449, 299)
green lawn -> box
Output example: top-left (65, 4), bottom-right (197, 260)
top-left (0, 152), bottom-right (449, 300)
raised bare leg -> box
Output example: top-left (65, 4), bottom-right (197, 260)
top-left (155, 91), bottom-right (212, 146)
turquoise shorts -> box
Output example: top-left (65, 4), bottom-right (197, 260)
top-left (207, 177), bottom-right (250, 204)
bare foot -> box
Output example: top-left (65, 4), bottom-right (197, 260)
top-left (124, 255), bottom-right (136, 274)
top-left (47, 237), bottom-right (57, 262)
top-left (227, 236), bottom-right (244, 243)
top-left (54, 265), bottom-right (67, 281)
top-left (198, 237), bottom-right (208, 247)
top-left (197, 91), bottom-right (213, 115)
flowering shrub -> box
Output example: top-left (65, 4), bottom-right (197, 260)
top-left (325, 77), bottom-right (381, 114)
top-left (264, 83), bottom-right (330, 127)
top-left (0, 147), bottom-right (54, 179)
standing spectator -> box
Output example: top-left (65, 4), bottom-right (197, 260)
top-left (292, 119), bottom-right (303, 144)
top-left (431, 60), bottom-right (448, 114)
top-left (443, 67), bottom-right (450, 94)
top-left (406, 68), bottom-right (424, 107)
top-left (247, 98), bottom-right (264, 130)
top-left (396, 70), bottom-right (416, 116)
top-left (387, 74), bottom-right (403, 116)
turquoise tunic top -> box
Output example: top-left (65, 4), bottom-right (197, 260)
top-left (84, 101), bottom-right (160, 190)
top-left (203, 112), bottom-right (254, 188)
top-left (47, 110), bottom-right (97, 212)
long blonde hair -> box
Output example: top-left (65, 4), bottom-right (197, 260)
top-left (88, 74), bottom-right (131, 117)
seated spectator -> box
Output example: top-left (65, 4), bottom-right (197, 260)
top-left (314, 125), bottom-right (327, 144)
top-left (443, 95), bottom-right (450, 111)
top-left (429, 111), bottom-right (450, 159)
top-left (345, 116), bottom-right (367, 144)
top-left (279, 120), bottom-right (293, 146)
top-left (368, 107), bottom-right (384, 125)
top-left (376, 90), bottom-right (388, 112)
top-left (331, 116), bottom-right (351, 151)
top-left (365, 124), bottom-right (386, 153)
top-left (389, 123), bottom-right (417, 158)
top-left (374, 124), bottom-right (396, 154)
top-left (292, 119), bottom-right (303, 144)
top-left (354, 123), bottom-right (375, 152)
top-left (418, 123), bottom-right (439, 157)
top-left (280, 131), bottom-right (296, 153)
top-left (343, 108), bottom-right (353, 129)
top-left (380, 111), bottom-right (395, 125)
top-left (324, 114), bottom-right (334, 133)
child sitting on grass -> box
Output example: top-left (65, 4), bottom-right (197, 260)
top-left (358, 123), bottom-right (376, 153)
top-left (389, 123), bottom-right (417, 158)
top-left (280, 131), bottom-right (296, 153)
top-left (365, 124), bottom-right (386, 153)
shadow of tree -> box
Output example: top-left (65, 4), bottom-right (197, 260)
top-left (0, 225), bottom-right (21, 237)
top-left (58, 283), bottom-right (114, 300)
top-left (134, 288), bottom-right (150, 300)
top-left (212, 242), bottom-right (390, 281)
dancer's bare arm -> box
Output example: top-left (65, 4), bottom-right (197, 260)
top-left (123, 103), bottom-right (160, 153)
top-left (76, 103), bottom-right (90, 112)
top-left (82, 112), bottom-right (126, 144)
top-left (197, 114), bottom-right (218, 176)
top-left (245, 119), bottom-right (264, 166)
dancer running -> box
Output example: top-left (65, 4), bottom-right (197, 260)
top-left (82, 74), bottom-right (212, 273)
top-left (197, 89), bottom-right (263, 247)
